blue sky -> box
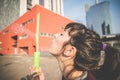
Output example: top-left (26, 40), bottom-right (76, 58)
top-left (63, 0), bottom-right (120, 34)
top-left (63, 0), bottom-right (98, 24)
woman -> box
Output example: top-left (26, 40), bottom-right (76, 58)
top-left (30, 22), bottom-right (120, 80)
top-left (48, 22), bottom-right (102, 80)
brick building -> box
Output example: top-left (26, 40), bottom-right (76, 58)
top-left (0, 5), bottom-right (72, 55)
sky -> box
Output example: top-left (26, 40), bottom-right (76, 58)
top-left (63, 0), bottom-right (120, 34)
top-left (63, 0), bottom-right (95, 24)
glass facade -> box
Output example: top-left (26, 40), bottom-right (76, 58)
top-left (39, 0), bottom-right (44, 6)
top-left (86, 1), bottom-right (112, 35)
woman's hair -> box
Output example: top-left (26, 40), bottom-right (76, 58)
top-left (64, 22), bottom-right (102, 71)
top-left (64, 22), bottom-right (120, 80)
top-left (92, 45), bottom-right (120, 80)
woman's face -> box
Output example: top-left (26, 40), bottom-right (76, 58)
top-left (49, 29), bottom-right (70, 56)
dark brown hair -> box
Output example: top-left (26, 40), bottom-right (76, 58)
top-left (92, 45), bottom-right (120, 80)
top-left (64, 22), bottom-right (120, 80)
top-left (64, 22), bottom-right (102, 71)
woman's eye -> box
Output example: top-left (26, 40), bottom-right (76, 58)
top-left (60, 33), bottom-right (63, 36)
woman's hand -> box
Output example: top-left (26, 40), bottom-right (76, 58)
top-left (29, 66), bottom-right (45, 80)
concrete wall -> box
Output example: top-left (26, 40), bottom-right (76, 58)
top-left (0, 0), bottom-right (20, 31)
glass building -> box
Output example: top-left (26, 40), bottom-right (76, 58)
top-left (86, 1), bottom-right (112, 35)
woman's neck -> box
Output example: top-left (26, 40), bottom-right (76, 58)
top-left (57, 57), bottom-right (83, 80)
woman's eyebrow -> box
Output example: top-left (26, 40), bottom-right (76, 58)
top-left (64, 29), bottom-right (66, 31)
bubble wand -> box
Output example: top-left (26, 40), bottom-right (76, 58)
top-left (34, 12), bottom-right (40, 71)
top-left (21, 13), bottom-right (41, 80)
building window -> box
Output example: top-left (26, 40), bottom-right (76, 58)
top-left (101, 21), bottom-right (106, 35)
top-left (59, 0), bottom-right (62, 14)
top-left (56, 0), bottom-right (58, 12)
top-left (40, 32), bottom-right (44, 36)
top-left (39, 0), bottom-right (44, 6)
top-left (51, 0), bottom-right (53, 10)
top-left (3, 30), bottom-right (9, 34)
top-left (91, 25), bottom-right (94, 30)
top-left (40, 32), bottom-right (54, 38)
top-left (40, 32), bottom-right (46, 36)
top-left (101, 21), bottom-right (111, 35)
top-left (106, 24), bottom-right (110, 34)
top-left (22, 19), bottom-right (33, 26)
top-left (49, 34), bottom-right (54, 38)
top-left (19, 34), bottom-right (28, 39)
top-left (27, 0), bottom-right (32, 10)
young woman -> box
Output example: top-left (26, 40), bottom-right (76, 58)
top-left (30, 22), bottom-right (120, 80)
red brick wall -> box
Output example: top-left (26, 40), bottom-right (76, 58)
top-left (0, 5), bottom-right (73, 55)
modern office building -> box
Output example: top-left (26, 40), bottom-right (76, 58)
top-left (86, 1), bottom-right (112, 35)
top-left (0, 0), bottom-right (64, 31)
top-left (86, 1), bottom-right (120, 49)
top-left (39, 0), bottom-right (64, 16)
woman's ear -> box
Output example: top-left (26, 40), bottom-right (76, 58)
top-left (63, 45), bottom-right (76, 57)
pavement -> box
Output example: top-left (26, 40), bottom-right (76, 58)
top-left (0, 53), bottom-right (62, 80)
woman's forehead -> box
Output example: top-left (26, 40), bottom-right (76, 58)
top-left (63, 29), bottom-right (70, 36)
top-left (64, 27), bottom-right (71, 32)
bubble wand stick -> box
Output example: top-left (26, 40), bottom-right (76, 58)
top-left (21, 12), bottom-right (41, 80)
top-left (34, 13), bottom-right (40, 71)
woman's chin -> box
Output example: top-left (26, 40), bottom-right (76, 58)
top-left (48, 48), bottom-right (55, 54)
top-left (48, 48), bottom-right (59, 56)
